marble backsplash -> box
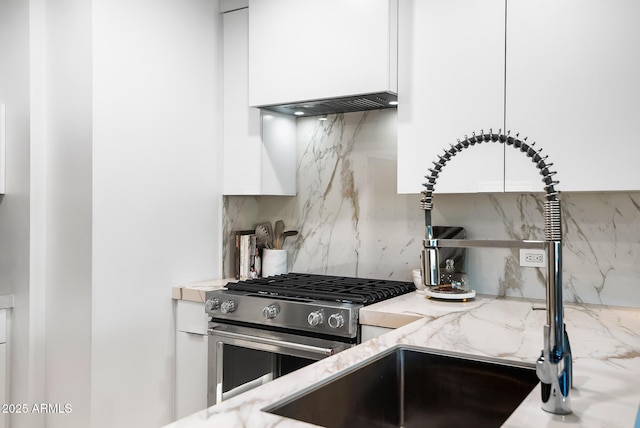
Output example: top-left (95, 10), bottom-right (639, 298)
top-left (223, 109), bottom-right (640, 308)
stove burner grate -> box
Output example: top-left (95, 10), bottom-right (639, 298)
top-left (226, 272), bottom-right (416, 305)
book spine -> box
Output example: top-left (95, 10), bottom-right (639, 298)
top-left (233, 230), bottom-right (255, 280)
top-left (235, 233), bottom-right (242, 280)
top-left (240, 234), bottom-right (249, 280)
top-left (239, 234), bottom-right (257, 280)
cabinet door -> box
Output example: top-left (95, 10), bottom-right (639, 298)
top-left (175, 332), bottom-right (208, 420)
top-left (506, 0), bottom-right (640, 192)
top-left (248, 0), bottom-right (397, 107)
top-left (222, 8), bottom-right (262, 195)
top-left (0, 343), bottom-right (5, 428)
top-left (397, 0), bottom-right (506, 194)
top-left (222, 8), bottom-right (297, 196)
top-left (175, 301), bottom-right (208, 419)
top-left (0, 310), bottom-right (5, 428)
top-left (260, 111), bottom-right (296, 195)
top-left (176, 300), bottom-right (208, 335)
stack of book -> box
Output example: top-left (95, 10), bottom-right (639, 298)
top-left (234, 230), bottom-right (257, 280)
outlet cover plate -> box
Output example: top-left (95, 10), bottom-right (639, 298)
top-left (519, 249), bottom-right (546, 268)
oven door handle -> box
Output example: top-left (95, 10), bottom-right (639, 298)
top-left (210, 329), bottom-right (339, 357)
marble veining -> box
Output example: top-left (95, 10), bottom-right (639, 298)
top-left (166, 295), bottom-right (640, 428)
top-left (223, 110), bottom-right (640, 308)
top-left (293, 113), bottom-right (377, 276)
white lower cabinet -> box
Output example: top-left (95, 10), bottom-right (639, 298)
top-left (175, 332), bottom-right (208, 419)
top-left (0, 310), bottom-right (7, 428)
top-left (175, 301), bottom-right (208, 420)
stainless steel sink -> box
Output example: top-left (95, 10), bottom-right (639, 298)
top-left (264, 346), bottom-right (539, 428)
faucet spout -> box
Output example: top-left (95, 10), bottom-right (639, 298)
top-left (536, 238), bottom-right (572, 414)
top-left (419, 130), bottom-right (572, 415)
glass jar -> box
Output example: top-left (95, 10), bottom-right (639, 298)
top-left (437, 259), bottom-right (470, 293)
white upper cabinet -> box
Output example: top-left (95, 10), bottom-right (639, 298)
top-left (248, 0), bottom-right (398, 107)
top-left (222, 8), bottom-right (296, 196)
top-left (397, 0), bottom-right (506, 194)
top-left (505, 0), bottom-right (640, 192)
top-left (399, 0), bottom-right (640, 194)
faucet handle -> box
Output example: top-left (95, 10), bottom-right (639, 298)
top-left (420, 246), bottom-right (440, 287)
top-left (536, 325), bottom-right (572, 415)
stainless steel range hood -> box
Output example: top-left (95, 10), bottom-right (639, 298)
top-left (257, 91), bottom-right (398, 117)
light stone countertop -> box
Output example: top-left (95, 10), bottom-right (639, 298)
top-left (167, 291), bottom-right (640, 428)
top-left (171, 278), bottom-right (237, 303)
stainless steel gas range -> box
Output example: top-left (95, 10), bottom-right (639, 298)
top-left (205, 273), bottom-right (416, 405)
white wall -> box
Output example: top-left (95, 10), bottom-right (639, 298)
top-left (41, 0), bottom-right (93, 426)
top-left (92, 1), bottom-right (222, 427)
top-left (1, 1), bottom-right (223, 427)
top-left (28, 0), bottom-right (48, 426)
top-left (0, 2), bottom-right (45, 428)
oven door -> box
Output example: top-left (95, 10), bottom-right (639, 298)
top-left (207, 322), bottom-right (354, 406)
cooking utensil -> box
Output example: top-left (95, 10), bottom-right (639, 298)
top-left (263, 222), bottom-right (275, 249)
top-left (280, 230), bottom-right (298, 248)
top-left (274, 220), bottom-right (285, 249)
top-left (255, 224), bottom-right (270, 248)
top-left (256, 222), bottom-right (274, 248)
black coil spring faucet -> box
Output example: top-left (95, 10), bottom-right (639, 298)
top-left (419, 129), bottom-right (572, 415)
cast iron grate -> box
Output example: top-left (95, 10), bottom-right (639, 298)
top-left (226, 272), bottom-right (416, 305)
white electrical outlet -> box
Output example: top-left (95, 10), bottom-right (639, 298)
top-left (519, 249), bottom-right (546, 268)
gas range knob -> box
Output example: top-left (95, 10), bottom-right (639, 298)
top-left (263, 304), bottom-right (279, 319)
top-left (328, 313), bottom-right (345, 329)
top-left (205, 298), bottom-right (220, 312)
top-left (220, 300), bottom-right (236, 314)
top-left (307, 310), bottom-right (324, 327)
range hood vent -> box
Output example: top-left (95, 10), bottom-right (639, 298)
top-left (258, 92), bottom-right (397, 117)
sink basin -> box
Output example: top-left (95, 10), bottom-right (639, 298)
top-left (265, 346), bottom-right (539, 428)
